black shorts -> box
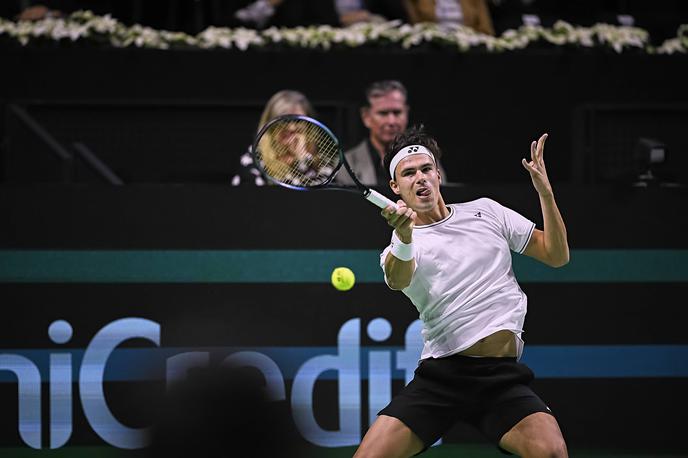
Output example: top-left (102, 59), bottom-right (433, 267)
top-left (378, 353), bottom-right (553, 453)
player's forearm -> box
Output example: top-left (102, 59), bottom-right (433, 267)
top-left (539, 192), bottom-right (569, 267)
top-left (384, 253), bottom-right (415, 290)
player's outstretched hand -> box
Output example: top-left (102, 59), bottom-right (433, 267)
top-left (522, 133), bottom-right (553, 198)
top-left (381, 200), bottom-right (416, 242)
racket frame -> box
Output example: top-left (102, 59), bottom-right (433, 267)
top-left (251, 115), bottom-right (396, 209)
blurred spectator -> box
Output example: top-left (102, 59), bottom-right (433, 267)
top-left (17, 4), bottom-right (60, 20)
top-left (336, 0), bottom-right (383, 25)
top-left (335, 80), bottom-right (447, 187)
top-left (228, 0), bottom-right (407, 28)
top-left (2, 0), bottom-right (75, 21)
top-left (1, 1), bottom-right (148, 28)
top-left (231, 90), bottom-right (316, 186)
top-left (403, 0), bottom-right (495, 34)
top-left (334, 0), bottom-right (408, 26)
top-left (223, 0), bottom-right (339, 28)
top-left (147, 365), bottom-right (305, 458)
top-left (232, 0), bottom-right (283, 28)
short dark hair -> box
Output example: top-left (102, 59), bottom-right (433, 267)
top-left (364, 80), bottom-right (408, 107)
top-left (384, 125), bottom-right (442, 180)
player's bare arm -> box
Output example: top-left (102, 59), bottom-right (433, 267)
top-left (522, 133), bottom-right (570, 268)
top-left (382, 200), bottom-right (416, 290)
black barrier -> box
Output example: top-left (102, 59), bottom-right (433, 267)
top-left (1, 185), bottom-right (687, 454)
top-left (3, 48), bottom-right (688, 185)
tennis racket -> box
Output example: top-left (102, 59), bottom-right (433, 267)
top-left (251, 115), bottom-right (397, 209)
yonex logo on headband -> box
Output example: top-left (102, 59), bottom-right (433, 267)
top-left (389, 144), bottom-right (436, 179)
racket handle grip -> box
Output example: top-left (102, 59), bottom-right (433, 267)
top-left (365, 189), bottom-right (398, 210)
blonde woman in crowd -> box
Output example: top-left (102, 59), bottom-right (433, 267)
top-left (231, 90), bottom-right (318, 186)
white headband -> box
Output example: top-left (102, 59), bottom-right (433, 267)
top-left (389, 144), bottom-right (436, 179)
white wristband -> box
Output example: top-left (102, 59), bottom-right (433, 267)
top-left (390, 232), bottom-right (414, 261)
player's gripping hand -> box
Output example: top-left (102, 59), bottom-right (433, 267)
top-left (381, 200), bottom-right (416, 243)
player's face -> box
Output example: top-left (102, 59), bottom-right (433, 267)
top-left (362, 91), bottom-right (409, 149)
top-left (390, 154), bottom-right (441, 212)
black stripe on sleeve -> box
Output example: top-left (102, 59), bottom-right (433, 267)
top-left (518, 222), bottom-right (536, 254)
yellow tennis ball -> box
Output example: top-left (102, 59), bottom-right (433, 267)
top-left (331, 267), bottom-right (355, 291)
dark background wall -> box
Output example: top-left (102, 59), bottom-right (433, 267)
top-left (1, 185), bottom-right (687, 454)
top-left (2, 47), bottom-right (688, 186)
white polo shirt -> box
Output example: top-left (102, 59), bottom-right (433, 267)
top-left (380, 198), bottom-right (535, 361)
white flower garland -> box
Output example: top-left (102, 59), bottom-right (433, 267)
top-left (0, 10), bottom-right (685, 54)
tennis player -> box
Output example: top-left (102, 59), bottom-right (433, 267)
top-left (354, 126), bottom-right (569, 458)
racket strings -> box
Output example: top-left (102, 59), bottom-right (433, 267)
top-left (256, 120), bottom-right (339, 187)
